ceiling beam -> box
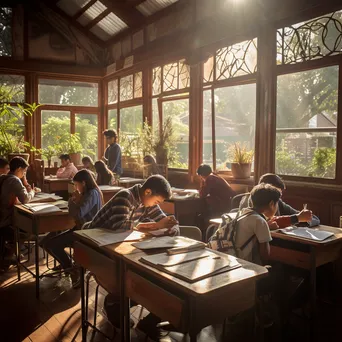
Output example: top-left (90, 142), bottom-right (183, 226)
top-left (85, 8), bottom-right (111, 29)
top-left (125, 0), bottom-right (146, 7)
top-left (72, 0), bottom-right (97, 20)
top-left (41, 0), bottom-right (105, 47)
top-left (100, 0), bottom-right (145, 27)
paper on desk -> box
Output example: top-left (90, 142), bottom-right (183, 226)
top-left (23, 203), bottom-right (62, 214)
top-left (98, 185), bottom-right (122, 191)
top-left (278, 227), bottom-right (334, 241)
top-left (30, 193), bottom-right (63, 203)
top-left (78, 228), bottom-right (145, 246)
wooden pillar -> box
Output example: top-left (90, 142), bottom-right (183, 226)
top-left (254, 25), bottom-right (277, 182)
top-left (26, 72), bottom-right (38, 152)
top-left (143, 67), bottom-right (152, 125)
top-left (188, 63), bottom-right (202, 182)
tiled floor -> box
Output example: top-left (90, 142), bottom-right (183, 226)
top-left (1, 247), bottom-right (342, 342)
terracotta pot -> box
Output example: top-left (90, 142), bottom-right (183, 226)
top-left (69, 152), bottom-right (81, 166)
top-left (231, 163), bottom-right (252, 179)
top-left (8, 153), bottom-right (30, 162)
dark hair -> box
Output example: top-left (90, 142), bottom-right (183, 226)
top-left (82, 156), bottom-right (94, 164)
top-left (60, 154), bottom-right (71, 161)
top-left (73, 169), bottom-right (104, 205)
top-left (258, 173), bottom-right (285, 190)
top-left (250, 183), bottom-right (281, 209)
top-left (143, 155), bottom-right (160, 175)
top-left (9, 157), bottom-right (29, 172)
top-left (0, 157), bottom-right (9, 168)
top-left (197, 164), bottom-right (212, 177)
top-left (94, 160), bottom-right (113, 186)
top-left (142, 175), bottom-right (172, 200)
top-left (103, 129), bottom-right (117, 139)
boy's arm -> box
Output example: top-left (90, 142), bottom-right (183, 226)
top-left (259, 242), bottom-right (270, 264)
top-left (108, 145), bottom-right (121, 171)
top-left (56, 167), bottom-right (67, 178)
top-left (254, 217), bottom-right (272, 264)
top-left (15, 179), bottom-right (34, 204)
top-left (199, 178), bottom-right (210, 198)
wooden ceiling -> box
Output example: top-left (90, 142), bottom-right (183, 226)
top-left (41, 0), bottom-right (185, 47)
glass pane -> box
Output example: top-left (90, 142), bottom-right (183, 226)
top-left (120, 105), bottom-right (143, 135)
top-left (41, 110), bottom-right (71, 164)
top-left (179, 60), bottom-right (190, 89)
top-left (76, 114), bottom-right (98, 160)
top-left (152, 98), bottom-right (159, 130)
top-left (214, 84), bottom-right (256, 170)
top-left (134, 72), bottom-right (143, 98)
top-left (152, 66), bottom-right (161, 95)
top-left (216, 38), bottom-right (257, 80)
top-left (163, 62), bottom-right (178, 92)
top-left (108, 109), bottom-right (117, 131)
top-left (276, 66), bottom-right (338, 178)
top-left (120, 75), bottom-right (134, 101)
top-left (203, 56), bottom-right (214, 83)
top-left (0, 74), bottom-right (25, 103)
top-left (39, 79), bottom-right (98, 106)
top-left (108, 79), bottom-right (118, 104)
top-left (0, 8), bottom-right (12, 57)
top-left (203, 90), bottom-right (213, 167)
top-left (162, 99), bottom-right (189, 169)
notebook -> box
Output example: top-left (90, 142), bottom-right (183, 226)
top-left (23, 203), bottom-right (62, 214)
top-left (278, 227), bottom-right (334, 241)
top-left (53, 200), bottom-right (69, 209)
top-left (141, 251), bottom-right (241, 283)
top-left (30, 193), bottom-right (63, 203)
top-left (77, 228), bottom-right (145, 247)
top-left (132, 236), bottom-right (206, 252)
top-left (98, 185), bottom-right (122, 191)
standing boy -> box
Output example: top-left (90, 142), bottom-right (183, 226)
top-left (103, 129), bottom-right (122, 176)
top-left (56, 154), bottom-right (78, 179)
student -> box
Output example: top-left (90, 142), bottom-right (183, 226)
top-left (56, 154), bottom-right (78, 179)
top-left (210, 183), bottom-right (281, 265)
top-left (42, 170), bottom-right (103, 287)
top-left (91, 175), bottom-right (179, 337)
top-left (82, 156), bottom-right (96, 174)
top-left (0, 157), bottom-right (9, 175)
top-left (0, 157), bottom-right (35, 264)
top-left (239, 173), bottom-right (318, 228)
top-left (94, 160), bottom-right (114, 186)
top-left (143, 155), bottom-right (160, 177)
top-left (197, 164), bottom-right (235, 217)
top-left (103, 129), bottom-right (122, 176)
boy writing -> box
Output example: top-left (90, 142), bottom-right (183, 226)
top-left (56, 154), bottom-right (78, 179)
top-left (103, 129), bottom-right (122, 176)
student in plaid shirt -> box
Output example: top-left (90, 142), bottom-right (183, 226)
top-left (88, 174), bottom-right (179, 235)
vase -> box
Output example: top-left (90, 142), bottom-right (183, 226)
top-left (231, 163), bottom-right (252, 179)
top-left (8, 153), bottom-right (30, 162)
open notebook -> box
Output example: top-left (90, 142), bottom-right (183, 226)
top-left (278, 227), bottom-right (334, 241)
top-left (30, 193), bottom-right (63, 203)
top-left (140, 250), bottom-right (241, 283)
top-left (23, 203), bottom-right (62, 214)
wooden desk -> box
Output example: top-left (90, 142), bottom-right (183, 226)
top-left (44, 177), bottom-right (70, 193)
top-left (99, 185), bottom-right (123, 203)
top-left (118, 177), bottom-right (144, 188)
top-left (73, 233), bottom-right (268, 342)
top-left (14, 205), bottom-right (75, 298)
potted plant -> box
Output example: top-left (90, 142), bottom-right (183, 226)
top-left (120, 133), bottom-right (139, 169)
top-left (31, 145), bottom-right (57, 168)
top-left (228, 142), bottom-right (254, 179)
top-left (57, 133), bottom-right (83, 165)
top-left (0, 88), bottom-right (40, 161)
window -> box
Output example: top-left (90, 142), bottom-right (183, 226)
top-left (276, 66), bottom-right (338, 179)
top-left (108, 79), bottom-right (118, 104)
top-left (0, 8), bottom-right (12, 57)
top-left (39, 79), bottom-right (98, 106)
top-left (0, 74), bottom-right (25, 103)
top-left (76, 114), bottom-right (98, 160)
top-left (108, 109), bottom-right (117, 130)
top-left (119, 72), bottom-right (142, 102)
top-left (120, 106), bottom-right (143, 135)
top-left (202, 39), bottom-right (257, 172)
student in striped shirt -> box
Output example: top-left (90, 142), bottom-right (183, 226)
top-left (88, 174), bottom-right (179, 234)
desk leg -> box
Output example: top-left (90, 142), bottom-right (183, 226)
top-left (189, 331), bottom-right (198, 342)
top-left (120, 259), bottom-right (125, 342)
top-left (15, 226), bottom-right (20, 281)
top-left (35, 233), bottom-right (40, 299)
top-left (80, 266), bottom-right (87, 341)
top-left (309, 246), bottom-right (317, 341)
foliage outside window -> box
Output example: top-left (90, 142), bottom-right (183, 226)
top-left (0, 74), bottom-right (25, 103)
top-left (76, 114), bottom-right (98, 160)
top-left (39, 79), bottom-right (98, 106)
top-left (276, 66), bottom-right (338, 179)
top-left (0, 7), bottom-right (12, 57)
top-left (108, 109), bottom-right (117, 131)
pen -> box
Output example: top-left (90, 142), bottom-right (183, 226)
top-left (303, 203), bottom-right (307, 210)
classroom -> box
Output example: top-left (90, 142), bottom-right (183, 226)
top-left (1, 0), bottom-right (342, 341)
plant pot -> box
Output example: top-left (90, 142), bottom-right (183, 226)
top-left (231, 163), bottom-right (252, 179)
top-left (156, 146), bottom-right (168, 165)
top-left (69, 152), bottom-right (81, 166)
top-left (8, 153), bottom-right (30, 162)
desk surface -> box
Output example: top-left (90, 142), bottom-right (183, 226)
top-left (44, 177), bottom-right (70, 183)
top-left (15, 204), bottom-right (69, 217)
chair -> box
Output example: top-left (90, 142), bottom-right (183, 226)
top-left (33, 159), bottom-right (45, 189)
top-left (179, 226), bottom-right (202, 241)
top-left (231, 192), bottom-right (250, 211)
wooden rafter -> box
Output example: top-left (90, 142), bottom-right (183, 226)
top-left (101, 0), bottom-right (145, 27)
top-left (125, 0), bottom-right (146, 7)
top-left (85, 8), bottom-right (111, 29)
top-left (72, 0), bottom-right (96, 20)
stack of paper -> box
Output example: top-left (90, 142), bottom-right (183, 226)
top-left (140, 250), bottom-right (241, 282)
top-left (23, 203), bottom-right (62, 214)
top-left (278, 227), bottom-right (334, 241)
top-left (30, 193), bottom-right (63, 203)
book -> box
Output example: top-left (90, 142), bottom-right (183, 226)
top-left (278, 227), bottom-right (334, 241)
top-left (98, 185), bottom-right (122, 191)
top-left (132, 236), bottom-right (206, 251)
top-left (30, 193), bottom-right (63, 203)
top-left (53, 200), bottom-right (69, 209)
top-left (140, 251), bottom-right (241, 283)
top-left (23, 203), bottom-right (62, 214)
top-left (77, 228), bottom-right (145, 247)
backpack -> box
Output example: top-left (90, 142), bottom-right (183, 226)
top-left (208, 209), bottom-right (256, 257)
